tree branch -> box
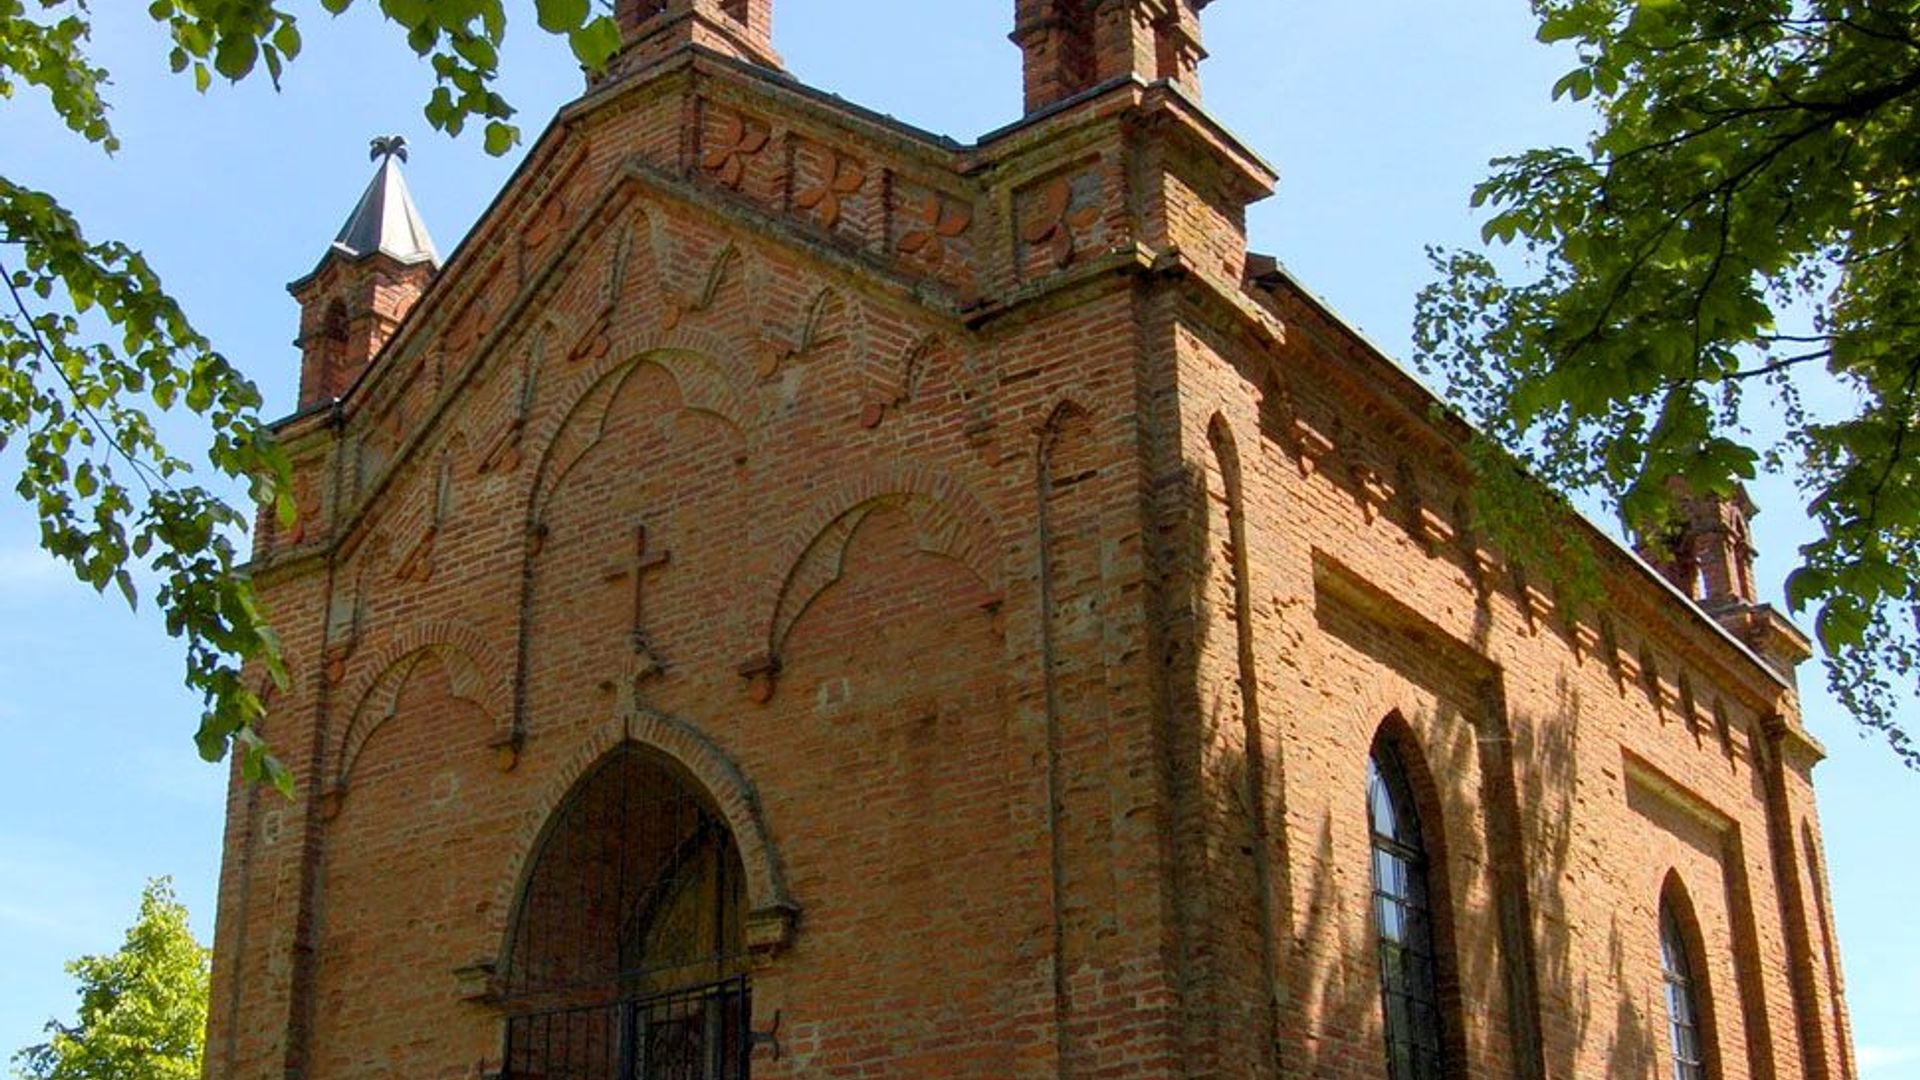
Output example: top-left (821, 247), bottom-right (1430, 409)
top-left (1, 256), bottom-right (171, 497)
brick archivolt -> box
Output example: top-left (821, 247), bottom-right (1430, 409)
top-left (492, 707), bottom-right (798, 959)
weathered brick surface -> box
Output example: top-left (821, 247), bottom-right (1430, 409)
top-left (206, 7), bottom-right (1856, 1079)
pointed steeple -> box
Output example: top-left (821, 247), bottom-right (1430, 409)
top-left (328, 136), bottom-right (439, 268)
top-left (289, 137), bottom-right (441, 409)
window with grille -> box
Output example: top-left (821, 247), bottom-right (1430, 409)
top-left (1661, 902), bottom-right (1710, 1080)
top-left (502, 745), bottom-right (751, 1080)
top-left (1368, 744), bottom-right (1447, 1080)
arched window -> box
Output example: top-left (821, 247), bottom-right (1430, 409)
top-left (1661, 899), bottom-right (1710, 1080)
top-left (321, 299), bottom-right (349, 343)
top-left (1368, 743), bottom-right (1447, 1080)
top-left (503, 744), bottom-right (751, 1079)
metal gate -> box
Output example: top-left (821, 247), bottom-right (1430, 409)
top-left (500, 746), bottom-right (751, 1080)
top-left (503, 977), bottom-right (751, 1080)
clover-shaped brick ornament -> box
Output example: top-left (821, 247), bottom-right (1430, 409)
top-left (796, 151), bottom-right (866, 230)
top-left (898, 193), bottom-right (973, 270)
top-left (702, 110), bottom-right (771, 190)
top-left (1021, 174), bottom-right (1103, 269)
top-left (444, 300), bottom-right (489, 356)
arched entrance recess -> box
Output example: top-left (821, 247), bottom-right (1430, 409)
top-left (502, 744), bottom-right (752, 1079)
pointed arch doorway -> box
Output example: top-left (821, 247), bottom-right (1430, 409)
top-left (502, 743), bottom-right (752, 1079)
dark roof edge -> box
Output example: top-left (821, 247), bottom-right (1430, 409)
top-left (566, 47), bottom-right (1276, 181)
top-left (975, 74), bottom-right (1278, 186)
top-left (1251, 253), bottom-right (1796, 694)
top-left (976, 75), bottom-right (1140, 143)
top-left (285, 244), bottom-right (436, 295)
top-left (267, 396), bottom-right (338, 431)
top-left (562, 46), bottom-right (970, 153)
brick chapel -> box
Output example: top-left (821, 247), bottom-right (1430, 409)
top-left (204, 2), bottom-right (1859, 1078)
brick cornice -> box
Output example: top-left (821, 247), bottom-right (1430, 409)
top-left (1246, 269), bottom-right (1801, 716)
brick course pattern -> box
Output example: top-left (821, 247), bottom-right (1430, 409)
top-left (205, 4), bottom-right (1857, 1079)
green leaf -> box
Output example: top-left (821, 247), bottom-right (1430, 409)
top-left (272, 20), bottom-right (302, 60)
top-left (452, 34), bottom-right (498, 72)
top-left (536, 0), bottom-right (590, 34)
top-left (1551, 68), bottom-right (1594, 102)
top-left (483, 119), bottom-right (517, 156)
top-left (570, 16), bottom-right (623, 71)
top-left (213, 33), bottom-right (257, 81)
top-left (1817, 602), bottom-right (1869, 652)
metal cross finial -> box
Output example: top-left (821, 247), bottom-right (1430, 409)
top-left (369, 135), bottom-right (410, 164)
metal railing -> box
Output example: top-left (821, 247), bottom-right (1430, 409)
top-left (503, 977), bottom-right (751, 1080)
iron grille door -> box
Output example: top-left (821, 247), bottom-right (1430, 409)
top-left (503, 977), bottom-right (751, 1080)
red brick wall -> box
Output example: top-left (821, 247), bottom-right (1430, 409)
top-left (292, 257), bottom-right (434, 410)
top-left (207, 44), bottom-right (1854, 1080)
top-left (305, 659), bottom-right (506, 1076)
top-left (1172, 279), bottom-right (1850, 1079)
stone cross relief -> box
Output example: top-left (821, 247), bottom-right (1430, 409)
top-left (612, 522), bottom-right (673, 683)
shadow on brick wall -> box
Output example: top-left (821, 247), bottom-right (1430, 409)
top-left (1281, 567), bottom-right (1656, 1074)
top-left (1513, 670), bottom-right (1661, 1079)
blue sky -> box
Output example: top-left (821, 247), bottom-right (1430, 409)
top-left (1, 2), bottom-right (1913, 1076)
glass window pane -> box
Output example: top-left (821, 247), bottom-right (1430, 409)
top-left (1660, 900), bottom-right (1710, 1080)
top-left (1368, 746), bottom-right (1445, 1080)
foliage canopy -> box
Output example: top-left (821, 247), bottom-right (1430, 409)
top-left (0, 0), bottom-right (618, 783)
top-left (11, 879), bottom-right (210, 1080)
top-left (1415, 0), bottom-right (1920, 763)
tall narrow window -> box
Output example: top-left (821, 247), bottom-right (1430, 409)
top-left (1368, 744), bottom-right (1446, 1080)
top-left (1661, 901), bottom-right (1710, 1080)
